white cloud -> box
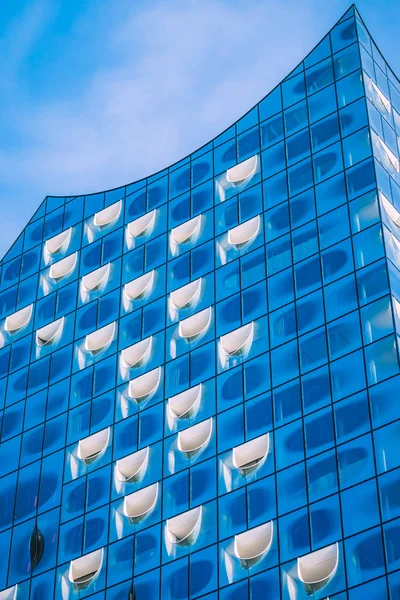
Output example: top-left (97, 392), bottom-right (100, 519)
top-left (0, 0), bottom-right (348, 257)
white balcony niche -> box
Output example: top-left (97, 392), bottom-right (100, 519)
top-left (234, 521), bottom-right (274, 569)
top-left (93, 200), bottom-right (122, 228)
top-left (232, 433), bottom-right (270, 476)
top-left (220, 322), bottom-right (254, 358)
top-left (116, 447), bottom-right (149, 483)
top-left (166, 506), bottom-right (202, 546)
top-left (128, 367), bottom-right (161, 403)
top-left (49, 252), bottom-right (77, 281)
top-left (168, 384), bottom-right (202, 421)
top-left (228, 216), bottom-right (260, 250)
top-left (226, 155), bottom-right (258, 184)
top-left (380, 191), bottom-right (400, 226)
top-left (85, 322), bottom-right (115, 354)
top-left (0, 586), bottom-right (18, 600)
top-left (393, 296), bottom-right (400, 321)
top-left (378, 137), bottom-right (400, 173)
top-left (45, 228), bottom-right (72, 255)
top-left (170, 215), bottom-right (202, 249)
top-left (170, 278), bottom-right (202, 311)
top-left (127, 210), bottom-right (156, 239)
top-left (124, 271), bottom-right (155, 301)
top-left (297, 542), bottom-right (339, 595)
top-left (177, 418), bottom-right (213, 459)
top-left (36, 317), bottom-right (64, 347)
top-left (69, 548), bottom-right (104, 590)
top-left (121, 337), bottom-right (152, 369)
top-left (81, 264), bottom-right (111, 293)
top-left (123, 482), bottom-right (159, 524)
top-left (371, 80), bottom-right (391, 113)
top-left (4, 304), bottom-right (32, 333)
top-left (78, 428), bottom-right (110, 465)
top-left (178, 307), bottom-right (212, 341)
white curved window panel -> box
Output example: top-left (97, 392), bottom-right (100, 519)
top-left (170, 278), bottom-right (202, 310)
top-left (45, 228), bottom-right (72, 255)
top-left (85, 322), bottom-right (115, 353)
top-left (0, 586), bottom-right (18, 600)
top-left (393, 296), bottom-right (400, 320)
top-left (127, 210), bottom-right (156, 239)
top-left (380, 191), bottom-right (400, 226)
top-left (178, 418), bottom-right (213, 458)
top-left (69, 548), bottom-right (104, 589)
top-left (226, 155), bottom-right (258, 184)
top-left (49, 252), bottom-right (77, 280)
top-left (220, 322), bottom-right (254, 357)
top-left (297, 542), bottom-right (339, 595)
top-left (93, 200), bottom-right (122, 227)
top-left (228, 216), bottom-right (260, 249)
top-left (232, 433), bottom-right (270, 476)
top-left (4, 305), bottom-right (32, 333)
top-left (36, 317), bottom-right (64, 347)
top-left (116, 447), bottom-right (149, 483)
top-left (166, 506), bottom-right (202, 546)
top-left (121, 337), bottom-right (152, 369)
top-left (124, 271), bottom-right (155, 301)
top-left (123, 482), bottom-right (159, 524)
top-left (168, 384), bottom-right (202, 420)
top-left (378, 137), bottom-right (400, 172)
top-left (234, 521), bottom-right (274, 569)
top-left (171, 215), bottom-right (202, 246)
top-left (179, 307), bottom-right (212, 341)
top-left (81, 264), bottom-right (110, 293)
top-left (371, 80), bottom-right (391, 113)
top-left (128, 367), bottom-right (161, 402)
top-left (78, 428), bottom-right (110, 465)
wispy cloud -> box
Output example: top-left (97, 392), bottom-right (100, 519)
top-left (0, 0), bottom-right (348, 256)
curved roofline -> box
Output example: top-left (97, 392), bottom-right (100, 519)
top-left (42, 4), bottom-right (357, 201)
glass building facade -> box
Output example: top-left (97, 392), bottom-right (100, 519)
top-left (2, 5), bottom-right (400, 599)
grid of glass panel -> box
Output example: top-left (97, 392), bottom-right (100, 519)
top-left (1, 6), bottom-right (400, 599)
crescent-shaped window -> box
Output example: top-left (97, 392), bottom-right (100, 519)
top-left (77, 428), bottom-right (110, 465)
top-left (30, 524), bottom-right (45, 570)
top-left (68, 548), bottom-right (104, 589)
top-left (234, 521), bottom-right (274, 569)
top-left (378, 137), bottom-right (399, 172)
top-left (170, 215), bottom-right (202, 246)
top-left (121, 337), bottom-right (152, 369)
top-left (49, 252), bottom-right (77, 280)
top-left (124, 271), bottom-right (155, 301)
top-left (371, 80), bottom-right (391, 113)
top-left (123, 482), bottom-right (159, 524)
top-left (128, 367), bottom-right (161, 402)
top-left (170, 278), bottom-right (202, 310)
top-left (166, 506), bottom-right (202, 546)
top-left (36, 317), bottom-right (64, 347)
top-left (220, 322), bottom-right (254, 357)
top-left (45, 228), bottom-right (72, 255)
top-left (93, 200), bottom-right (122, 227)
top-left (0, 586), bottom-right (18, 600)
top-left (127, 210), bottom-right (156, 239)
top-left (81, 264), bottom-right (111, 292)
top-left (85, 322), bottom-right (115, 353)
top-left (380, 191), bottom-right (400, 226)
top-left (227, 216), bottom-right (260, 249)
top-left (232, 433), bottom-right (270, 476)
top-left (177, 418), bottom-right (213, 458)
top-left (116, 447), bottom-right (149, 483)
top-left (168, 384), bottom-right (202, 420)
top-left (4, 304), bottom-right (32, 333)
top-left (178, 307), bottom-right (212, 341)
top-left (297, 542), bottom-right (339, 594)
top-left (226, 155), bottom-right (258, 184)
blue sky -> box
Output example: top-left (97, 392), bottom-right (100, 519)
top-left (1, 0), bottom-right (399, 257)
